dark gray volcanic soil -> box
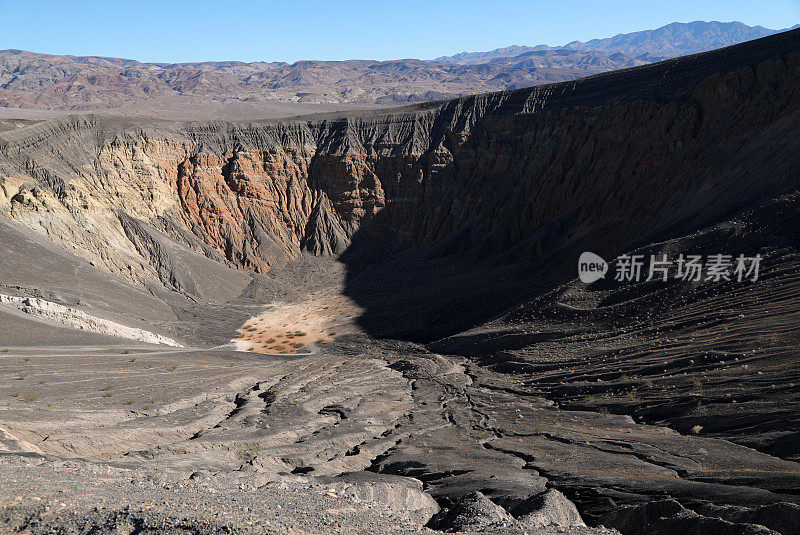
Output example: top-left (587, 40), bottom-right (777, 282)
top-left (0, 29), bottom-right (799, 535)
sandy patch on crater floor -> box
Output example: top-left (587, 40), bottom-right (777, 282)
top-left (233, 291), bottom-right (364, 354)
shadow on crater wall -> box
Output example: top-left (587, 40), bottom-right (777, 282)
top-left (330, 29), bottom-right (800, 343)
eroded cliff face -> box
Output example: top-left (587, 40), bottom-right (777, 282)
top-left (0, 29), bottom-right (798, 297)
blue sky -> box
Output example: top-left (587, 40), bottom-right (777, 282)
top-left (1, 0), bottom-right (799, 63)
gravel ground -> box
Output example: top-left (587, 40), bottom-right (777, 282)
top-left (0, 454), bottom-right (617, 534)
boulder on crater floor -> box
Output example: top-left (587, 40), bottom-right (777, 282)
top-left (511, 488), bottom-right (586, 528)
top-left (315, 471), bottom-right (440, 524)
top-left (428, 491), bottom-right (514, 532)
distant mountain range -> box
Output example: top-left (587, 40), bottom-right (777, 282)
top-left (0, 21), bottom-right (797, 120)
top-left (437, 21), bottom-right (795, 63)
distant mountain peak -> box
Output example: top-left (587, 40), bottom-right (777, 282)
top-left (436, 20), bottom-right (789, 64)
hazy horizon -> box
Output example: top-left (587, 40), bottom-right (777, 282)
top-left (1, 0), bottom-right (799, 64)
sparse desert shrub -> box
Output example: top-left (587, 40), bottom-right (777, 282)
top-left (692, 425), bottom-right (703, 434)
top-left (21, 395), bottom-right (38, 402)
top-left (290, 342), bottom-right (304, 348)
top-left (122, 350), bottom-right (129, 355)
top-left (101, 384), bottom-right (114, 391)
top-left (236, 442), bottom-right (260, 462)
top-left (129, 357), bottom-right (136, 362)
top-left (103, 392), bottom-right (113, 397)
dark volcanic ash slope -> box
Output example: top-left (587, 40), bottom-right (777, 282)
top-left (0, 28), bottom-right (799, 534)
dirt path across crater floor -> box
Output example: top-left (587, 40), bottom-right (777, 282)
top-left (232, 290), bottom-right (365, 354)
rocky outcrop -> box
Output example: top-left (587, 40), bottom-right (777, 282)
top-left (428, 491), bottom-right (515, 532)
top-left (317, 472), bottom-right (440, 524)
top-left (512, 489), bottom-right (586, 528)
top-left (599, 500), bottom-right (783, 535)
top-left (428, 489), bottom-right (592, 532)
top-left (695, 503), bottom-right (800, 535)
